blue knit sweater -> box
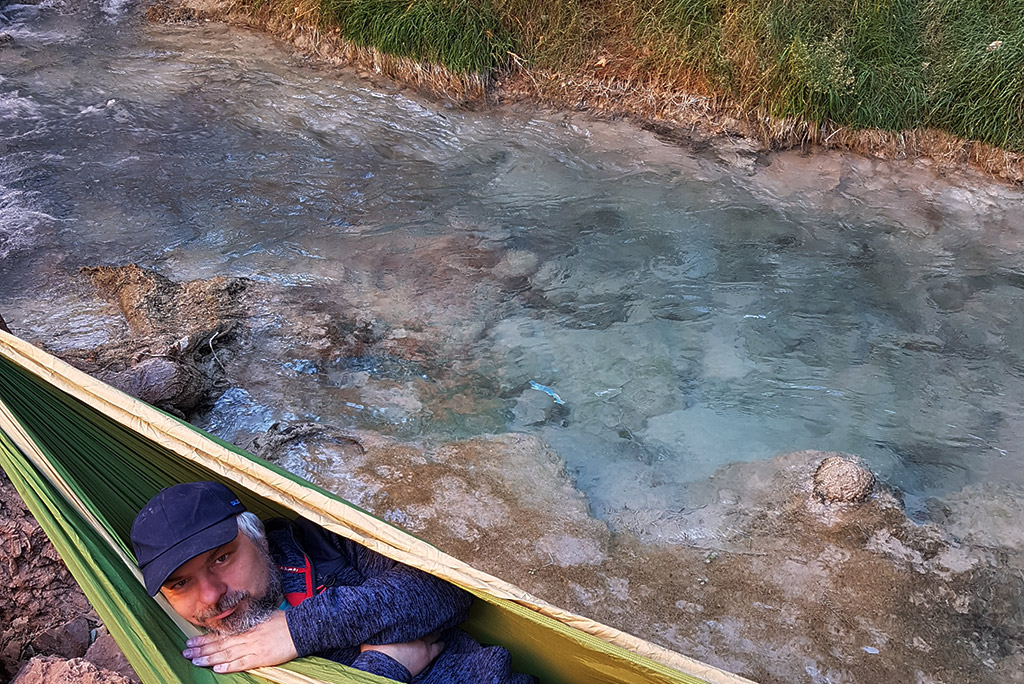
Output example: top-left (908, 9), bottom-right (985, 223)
top-left (266, 518), bottom-right (535, 684)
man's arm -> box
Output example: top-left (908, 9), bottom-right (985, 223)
top-left (181, 616), bottom-right (444, 680)
top-left (285, 538), bottom-right (473, 657)
top-left (352, 634), bottom-right (446, 683)
top-left (182, 611), bottom-right (296, 673)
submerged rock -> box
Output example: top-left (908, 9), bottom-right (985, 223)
top-left (250, 427), bottom-right (611, 577)
top-left (248, 421), bottom-right (366, 463)
top-left (253, 437), bottom-right (1024, 682)
top-left (51, 265), bottom-right (252, 416)
top-left (491, 249), bottom-right (540, 282)
top-left (812, 454), bottom-right (876, 503)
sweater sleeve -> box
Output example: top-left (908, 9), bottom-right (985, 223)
top-left (349, 650), bottom-right (413, 683)
top-left (285, 539), bottom-right (473, 657)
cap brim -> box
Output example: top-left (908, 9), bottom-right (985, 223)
top-left (141, 517), bottom-right (240, 596)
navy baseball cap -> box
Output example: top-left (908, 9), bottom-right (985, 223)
top-left (130, 481), bottom-right (247, 596)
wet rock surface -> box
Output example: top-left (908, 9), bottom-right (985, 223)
top-left (4, 390), bottom-right (1024, 684)
top-left (82, 265), bottom-right (247, 341)
top-left (5, 257), bottom-right (1024, 681)
top-left (254, 435), bottom-right (1024, 682)
top-left (10, 235), bottom-right (524, 428)
top-left (48, 265), bottom-right (252, 416)
top-left (187, 232), bottom-right (533, 441)
top-left (253, 427), bottom-right (611, 570)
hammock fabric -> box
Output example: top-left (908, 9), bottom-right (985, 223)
top-left (0, 331), bottom-right (752, 684)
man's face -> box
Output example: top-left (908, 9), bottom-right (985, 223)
top-left (160, 530), bottom-right (282, 635)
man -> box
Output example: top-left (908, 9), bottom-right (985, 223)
top-left (131, 481), bottom-right (534, 683)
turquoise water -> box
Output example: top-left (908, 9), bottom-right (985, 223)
top-left (3, 0), bottom-right (1024, 529)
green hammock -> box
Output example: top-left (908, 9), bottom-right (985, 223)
top-left (0, 331), bottom-right (750, 684)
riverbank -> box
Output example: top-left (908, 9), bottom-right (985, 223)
top-left (149, 0), bottom-right (1024, 184)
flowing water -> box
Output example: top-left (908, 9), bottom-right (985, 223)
top-left (5, 1), bottom-right (1024, 678)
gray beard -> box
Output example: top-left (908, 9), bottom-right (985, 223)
top-left (201, 538), bottom-right (284, 636)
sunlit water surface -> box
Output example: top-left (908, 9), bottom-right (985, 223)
top-left (3, 0), bottom-right (1024, 530)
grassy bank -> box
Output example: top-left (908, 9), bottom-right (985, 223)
top-left (236, 0), bottom-right (1022, 153)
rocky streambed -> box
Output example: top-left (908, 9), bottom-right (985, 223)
top-left (4, 1), bottom-right (1024, 680)
top-left (4, 266), bottom-right (1024, 683)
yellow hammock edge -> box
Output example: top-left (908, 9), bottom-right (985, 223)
top-left (0, 330), bottom-right (754, 684)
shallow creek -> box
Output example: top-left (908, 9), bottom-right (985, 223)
top-left (4, 2), bottom-right (1024, 682)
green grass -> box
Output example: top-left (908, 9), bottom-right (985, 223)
top-left (924, 0), bottom-right (1024, 148)
top-left (759, 0), bottom-right (928, 130)
top-left (244, 0), bottom-right (1024, 151)
top-left (629, 0), bottom-right (734, 87)
top-left (489, 0), bottom-right (597, 70)
top-left (640, 0), bottom-right (1023, 149)
top-left (319, 0), bottom-right (516, 73)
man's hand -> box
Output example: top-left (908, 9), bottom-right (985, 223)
top-left (182, 610), bottom-right (298, 673)
top-left (360, 633), bottom-right (445, 678)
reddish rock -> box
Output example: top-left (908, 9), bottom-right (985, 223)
top-left (84, 629), bottom-right (140, 683)
top-left (11, 656), bottom-right (132, 684)
top-left (29, 616), bottom-right (91, 659)
top-left (0, 473), bottom-right (92, 680)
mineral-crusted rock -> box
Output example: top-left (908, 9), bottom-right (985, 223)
top-left (251, 428), bottom-right (611, 581)
top-left (145, 1), bottom-right (210, 23)
top-left (812, 454), bottom-right (876, 502)
top-left (82, 264), bottom-right (249, 341)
